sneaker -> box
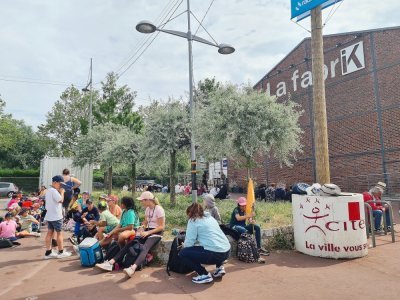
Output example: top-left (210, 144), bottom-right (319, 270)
top-left (95, 260), bottom-right (113, 272)
top-left (43, 251), bottom-right (58, 260)
top-left (32, 232), bottom-right (41, 237)
top-left (123, 266), bottom-right (135, 278)
top-left (69, 236), bottom-right (78, 246)
top-left (192, 273), bottom-right (213, 284)
top-left (257, 257), bottom-right (266, 264)
top-left (258, 248), bottom-right (270, 256)
top-left (212, 266), bottom-right (226, 278)
top-left (57, 251), bottom-right (72, 259)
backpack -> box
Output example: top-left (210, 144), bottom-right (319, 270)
top-left (219, 224), bottom-right (240, 241)
top-left (237, 233), bottom-right (260, 263)
top-left (292, 183), bottom-right (310, 195)
top-left (166, 232), bottom-right (194, 276)
top-left (105, 241), bottom-right (121, 261)
top-left (121, 239), bottom-right (144, 269)
top-left (0, 238), bottom-right (13, 249)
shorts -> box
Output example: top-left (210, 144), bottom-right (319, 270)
top-left (105, 225), bottom-right (116, 233)
top-left (47, 219), bottom-right (63, 232)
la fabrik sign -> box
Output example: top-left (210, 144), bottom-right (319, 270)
top-left (292, 194), bottom-right (368, 259)
top-left (264, 41), bottom-right (366, 98)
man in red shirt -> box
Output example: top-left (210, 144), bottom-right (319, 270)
top-left (363, 185), bottom-right (391, 231)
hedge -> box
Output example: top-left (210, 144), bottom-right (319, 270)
top-left (0, 168), bottom-right (40, 177)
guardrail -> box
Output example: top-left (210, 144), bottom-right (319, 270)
top-left (365, 200), bottom-right (395, 247)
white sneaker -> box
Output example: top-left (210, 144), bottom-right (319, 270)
top-left (43, 251), bottom-right (58, 260)
top-left (192, 273), bottom-right (213, 284)
top-left (95, 260), bottom-right (113, 272)
top-left (32, 232), bottom-right (41, 237)
top-left (57, 251), bottom-right (72, 259)
top-left (123, 267), bottom-right (135, 278)
top-left (212, 266), bottom-right (226, 278)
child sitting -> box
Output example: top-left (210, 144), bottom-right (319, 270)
top-left (18, 208), bottom-right (41, 237)
top-left (0, 212), bottom-right (18, 241)
top-left (90, 201), bottom-right (119, 241)
top-left (203, 194), bottom-right (221, 224)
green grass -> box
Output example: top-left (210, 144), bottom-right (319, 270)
top-left (90, 191), bottom-right (293, 238)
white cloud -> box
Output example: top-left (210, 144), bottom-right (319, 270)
top-left (0, 0), bottom-right (399, 129)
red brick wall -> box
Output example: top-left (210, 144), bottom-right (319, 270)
top-left (228, 27), bottom-right (400, 193)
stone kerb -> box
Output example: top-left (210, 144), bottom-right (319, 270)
top-left (152, 225), bottom-right (294, 264)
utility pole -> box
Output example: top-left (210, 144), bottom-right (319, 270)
top-left (89, 58), bottom-right (93, 130)
top-left (311, 6), bottom-right (330, 184)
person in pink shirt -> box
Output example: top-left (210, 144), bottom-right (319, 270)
top-left (0, 212), bottom-right (18, 241)
top-left (7, 194), bottom-right (19, 209)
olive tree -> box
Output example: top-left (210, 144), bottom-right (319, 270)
top-left (195, 84), bottom-right (303, 179)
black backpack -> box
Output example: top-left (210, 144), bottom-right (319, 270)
top-left (0, 238), bottom-right (13, 249)
top-left (237, 233), bottom-right (260, 263)
top-left (121, 239), bottom-right (144, 269)
top-left (105, 241), bottom-right (121, 261)
top-left (219, 224), bottom-right (240, 241)
top-left (166, 232), bottom-right (194, 276)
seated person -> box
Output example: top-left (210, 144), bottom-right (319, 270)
top-left (18, 208), bottom-right (41, 237)
top-left (106, 195), bottom-right (122, 219)
top-left (229, 197), bottom-right (269, 256)
top-left (71, 191), bottom-right (90, 241)
top-left (90, 201), bottom-right (119, 241)
top-left (21, 196), bottom-right (33, 209)
top-left (96, 191), bottom-right (164, 278)
top-left (179, 202), bottom-right (230, 284)
top-left (215, 184), bottom-right (229, 200)
top-left (363, 185), bottom-right (391, 231)
top-left (7, 194), bottom-right (19, 210)
top-left (76, 198), bottom-right (100, 243)
top-left (0, 212), bottom-right (18, 241)
top-left (99, 196), bottom-right (140, 248)
top-left (31, 203), bottom-right (42, 232)
top-left (203, 194), bottom-right (221, 223)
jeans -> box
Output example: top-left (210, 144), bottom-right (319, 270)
top-left (179, 246), bottom-right (230, 276)
top-left (232, 224), bottom-right (261, 248)
top-left (113, 235), bottom-right (161, 268)
top-left (373, 209), bottom-right (391, 230)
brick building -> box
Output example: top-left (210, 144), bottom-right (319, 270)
top-left (228, 26), bottom-right (400, 193)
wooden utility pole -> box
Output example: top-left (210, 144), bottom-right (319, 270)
top-left (311, 6), bottom-right (330, 184)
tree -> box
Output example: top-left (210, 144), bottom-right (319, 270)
top-left (73, 123), bottom-right (141, 195)
top-left (141, 100), bottom-right (190, 206)
top-left (195, 84), bottom-right (303, 179)
top-left (38, 85), bottom-right (96, 156)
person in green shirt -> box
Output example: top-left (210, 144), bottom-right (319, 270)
top-left (99, 196), bottom-right (139, 248)
top-left (89, 201), bottom-right (119, 241)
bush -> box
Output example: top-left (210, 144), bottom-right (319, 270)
top-left (0, 168), bottom-right (39, 177)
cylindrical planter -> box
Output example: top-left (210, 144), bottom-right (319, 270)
top-left (292, 194), bottom-right (368, 259)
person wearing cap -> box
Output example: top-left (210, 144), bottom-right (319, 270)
top-left (77, 198), bottom-right (100, 243)
top-left (229, 197), bottom-right (269, 256)
top-left (17, 208), bottom-right (41, 237)
top-left (96, 191), bottom-right (164, 278)
top-left (106, 195), bottom-right (122, 219)
top-left (98, 196), bottom-right (140, 248)
top-left (179, 202), bottom-right (230, 284)
top-left (0, 212), bottom-right (18, 241)
top-left (203, 194), bottom-right (221, 223)
top-left (43, 175), bottom-right (72, 259)
top-left (363, 185), bottom-right (391, 231)
top-left (90, 201), bottom-right (119, 241)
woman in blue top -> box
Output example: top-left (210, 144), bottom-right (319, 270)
top-left (99, 196), bottom-right (139, 248)
top-left (179, 202), bottom-right (231, 284)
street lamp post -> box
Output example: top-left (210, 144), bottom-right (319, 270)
top-left (136, 0), bottom-right (234, 203)
top-left (82, 58), bottom-right (93, 131)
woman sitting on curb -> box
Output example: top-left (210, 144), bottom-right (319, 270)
top-left (179, 202), bottom-right (231, 284)
top-left (96, 191), bottom-right (165, 278)
top-left (99, 196), bottom-right (140, 248)
top-left (229, 197), bottom-right (269, 256)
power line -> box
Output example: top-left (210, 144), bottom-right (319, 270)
top-left (194, 0), bottom-right (215, 36)
top-left (0, 77), bottom-right (83, 87)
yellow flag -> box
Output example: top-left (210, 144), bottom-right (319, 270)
top-left (246, 178), bottom-right (255, 216)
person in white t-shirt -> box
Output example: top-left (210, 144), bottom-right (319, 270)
top-left (43, 175), bottom-right (71, 259)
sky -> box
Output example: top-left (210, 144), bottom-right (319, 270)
top-left (0, 0), bottom-right (399, 129)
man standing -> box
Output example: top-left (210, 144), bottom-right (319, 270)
top-left (44, 175), bottom-right (71, 259)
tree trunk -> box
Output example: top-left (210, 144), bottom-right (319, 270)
top-left (170, 150), bottom-right (177, 206)
top-left (131, 162), bottom-right (136, 198)
top-left (107, 165), bottom-right (113, 195)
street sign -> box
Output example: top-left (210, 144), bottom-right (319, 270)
top-left (291, 0), bottom-right (343, 21)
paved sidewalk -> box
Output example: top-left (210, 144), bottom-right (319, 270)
top-left (1, 228), bottom-right (400, 300)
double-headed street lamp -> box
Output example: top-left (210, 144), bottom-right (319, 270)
top-left (136, 0), bottom-right (234, 203)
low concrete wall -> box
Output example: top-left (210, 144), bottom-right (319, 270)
top-left (152, 225), bottom-right (294, 264)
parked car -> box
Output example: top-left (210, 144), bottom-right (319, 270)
top-left (0, 182), bottom-right (18, 198)
top-left (93, 182), bottom-right (105, 189)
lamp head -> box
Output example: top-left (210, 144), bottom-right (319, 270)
top-left (82, 87), bottom-right (89, 92)
top-left (218, 44), bottom-right (235, 55)
top-left (136, 20), bottom-right (157, 34)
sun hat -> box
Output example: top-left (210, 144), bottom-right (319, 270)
top-left (376, 181), bottom-right (386, 190)
top-left (236, 197), bottom-right (247, 206)
top-left (137, 191), bottom-right (155, 201)
top-left (203, 194), bottom-right (215, 208)
top-left (99, 194), bottom-right (108, 199)
top-left (106, 195), bottom-right (119, 202)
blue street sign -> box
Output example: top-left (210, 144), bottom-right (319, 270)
top-left (291, 0), bottom-right (342, 21)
